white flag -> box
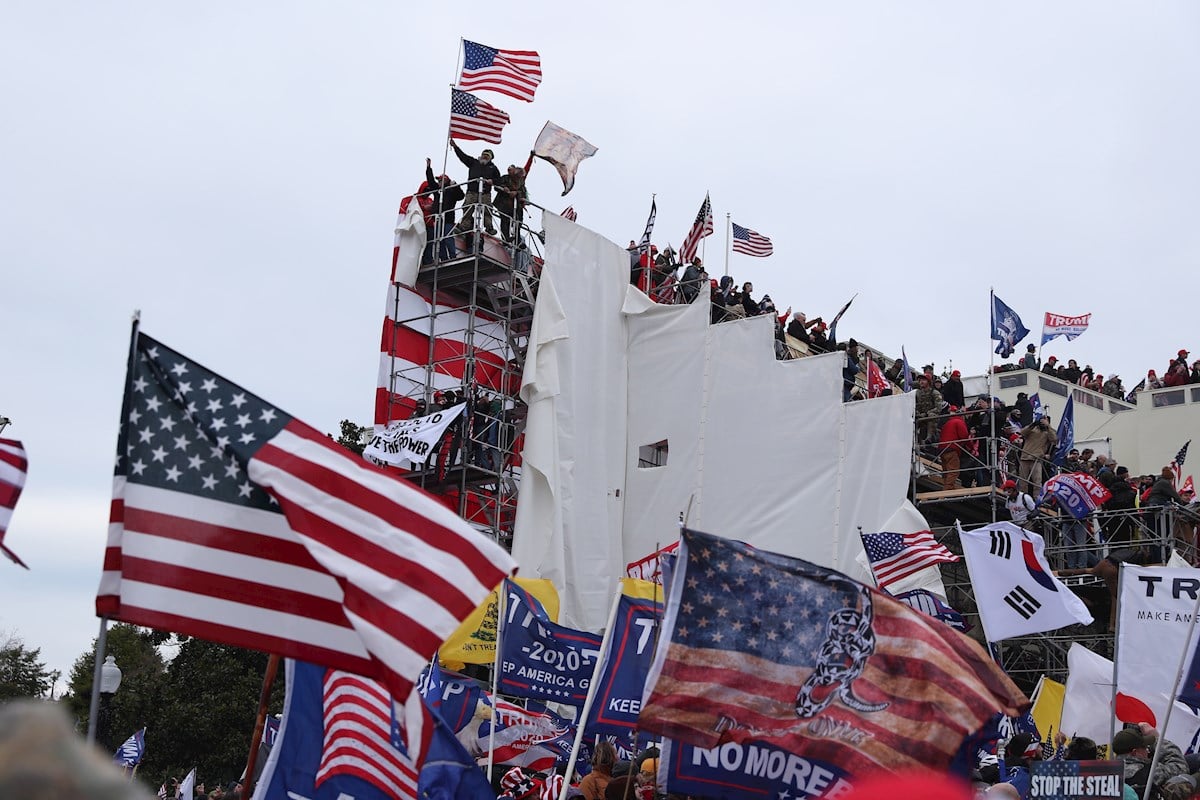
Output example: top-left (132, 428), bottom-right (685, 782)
top-left (363, 402), bottom-right (466, 467)
top-left (959, 522), bottom-right (1093, 641)
top-left (532, 121), bottom-right (598, 195)
top-left (1116, 565), bottom-right (1200, 739)
top-left (177, 768), bottom-right (196, 800)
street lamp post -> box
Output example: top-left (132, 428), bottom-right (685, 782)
top-left (96, 655), bottom-right (122, 751)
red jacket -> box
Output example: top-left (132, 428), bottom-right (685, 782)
top-left (939, 415), bottom-right (970, 455)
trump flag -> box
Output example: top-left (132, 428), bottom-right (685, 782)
top-left (639, 528), bottom-right (1027, 776)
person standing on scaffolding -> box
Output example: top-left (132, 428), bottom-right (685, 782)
top-left (493, 163), bottom-right (528, 243)
top-left (449, 139), bottom-right (503, 237)
top-left (425, 157), bottom-right (464, 261)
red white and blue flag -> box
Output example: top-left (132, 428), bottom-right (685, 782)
top-left (1038, 473), bottom-right (1111, 520)
top-left (860, 529), bottom-right (959, 592)
top-left (96, 329), bottom-right (516, 705)
top-left (1040, 312), bottom-right (1091, 346)
top-left (1172, 440), bottom-right (1191, 487)
top-left (640, 528), bottom-right (1026, 775)
top-left (448, 89), bottom-right (510, 145)
top-left (730, 222), bottom-right (773, 257)
top-left (458, 40), bottom-right (542, 103)
top-left (678, 194), bottom-right (713, 266)
top-left (0, 438), bottom-right (28, 568)
top-left (560, 206), bottom-right (577, 222)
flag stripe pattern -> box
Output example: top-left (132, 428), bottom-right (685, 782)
top-left (639, 529), bottom-right (1026, 776)
top-left (375, 282), bottom-right (515, 429)
top-left (96, 332), bottom-right (516, 703)
top-left (448, 89), bottom-right (510, 145)
top-left (862, 530), bottom-right (959, 591)
top-left (458, 40), bottom-right (542, 103)
top-left (560, 206), bottom-right (577, 222)
top-left (730, 222), bottom-right (773, 257)
top-left (1172, 440), bottom-right (1191, 486)
top-left (317, 670), bottom-right (418, 799)
top-left (678, 195), bottom-right (713, 266)
top-left (0, 438), bottom-right (28, 567)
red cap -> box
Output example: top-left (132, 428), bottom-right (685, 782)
top-left (1002, 479), bottom-right (1017, 490)
top-left (1048, 356), bottom-right (1057, 362)
top-left (1180, 349), bottom-right (1189, 356)
top-left (951, 370), bottom-right (961, 378)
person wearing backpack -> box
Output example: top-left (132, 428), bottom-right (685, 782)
top-left (1113, 724), bottom-right (1188, 798)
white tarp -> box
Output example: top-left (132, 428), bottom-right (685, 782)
top-left (513, 215), bottom-right (916, 631)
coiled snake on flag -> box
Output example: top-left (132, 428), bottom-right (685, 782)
top-left (794, 582), bottom-right (888, 719)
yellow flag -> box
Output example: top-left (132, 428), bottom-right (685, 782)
top-left (439, 577), bottom-right (559, 665)
top-left (621, 577), bottom-right (664, 603)
top-left (1031, 676), bottom-right (1066, 742)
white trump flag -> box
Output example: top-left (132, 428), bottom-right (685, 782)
top-left (959, 522), bottom-right (1093, 641)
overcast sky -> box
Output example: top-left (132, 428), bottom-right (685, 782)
top-left (4, 2), bottom-right (1199, 689)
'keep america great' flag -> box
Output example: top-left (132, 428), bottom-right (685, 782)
top-left (638, 528), bottom-right (1027, 776)
top-left (97, 325), bottom-right (515, 703)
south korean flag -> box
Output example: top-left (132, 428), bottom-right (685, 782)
top-left (959, 522), bottom-right (1093, 641)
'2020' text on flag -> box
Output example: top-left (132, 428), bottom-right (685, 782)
top-left (958, 522), bottom-right (1092, 642)
top-left (96, 328), bottom-right (516, 704)
top-left (458, 40), bottom-right (542, 103)
top-left (639, 528), bottom-right (1027, 776)
top-left (0, 438), bottom-right (28, 567)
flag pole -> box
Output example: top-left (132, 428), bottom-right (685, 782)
top-left (486, 585), bottom-right (507, 782)
top-left (988, 290), bottom-right (998, 523)
top-left (700, 190), bottom-right (709, 266)
top-left (559, 585), bottom-right (624, 800)
top-left (85, 617), bottom-right (110, 745)
top-left (240, 653), bottom-right (280, 800)
top-left (1140, 584), bottom-right (1200, 800)
top-left (443, 39), bottom-right (464, 179)
top-left (1110, 564), bottom-right (1126, 750)
top-left (723, 212), bottom-right (731, 277)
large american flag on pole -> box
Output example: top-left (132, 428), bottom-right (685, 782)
top-left (458, 40), bottom-right (542, 103)
top-left (860, 530), bottom-right (959, 591)
top-left (448, 89), bottom-right (510, 145)
top-left (0, 438), bottom-right (28, 568)
top-left (730, 222), bottom-right (773, 257)
top-left (1171, 440), bottom-right (1191, 487)
top-left (678, 194), bottom-right (713, 266)
top-left (96, 328), bottom-right (516, 703)
top-left (640, 529), bottom-right (1024, 776)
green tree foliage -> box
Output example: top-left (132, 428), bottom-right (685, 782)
top-left (0, 631), bottom-right (55, 700)
top-left (336, 419), bottom-right (371, 455)
top-left (65, 627), bottom-right (285, 792)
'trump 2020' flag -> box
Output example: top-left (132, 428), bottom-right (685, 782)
top-left (730, 222), bottom-right (773, 257)
top-left (584, 582), bottom-right (663, 737)
top-left (113, 727), bottom-right (145, 767)
top-left (458, 40), bottom-right (542, 103)
top-left (991, 292), bottom-right (1030, 359)
top-left (0, 438), bottom-right (28, 568)
top-left (498, 578), bottom-right (602, 705)
top-left (639, 528), bottom-right (1026, 776)
top-left (860, 529), bottom-right (959, 592)
top-left (958, 522), bottom-right (1092, 642)
top-left (1041, 312), bottom-right (1091, 346)
top-left (1038, 473), bottom-right (1111, 520)
top-left (96, 328), bottom-right (516, 704)
top-left (448, 89), bottom-right (510, 145)
top-left (678, 194), bottom-right (713, 265)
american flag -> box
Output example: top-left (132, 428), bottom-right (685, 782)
top-left (861, 530), bottom-right (959, 591)
top-left (96, 329), bottom-right (516, 704)
top-left (560, 205), bottom-right (577, 222)
top-left (1171, 440), bottom-right (1191, 486)
top-left (0, 438), bottom-right (28, 567)
top-left (730, 222), bottom-right (773, 257)
top-left (448, 89), bottom-right (510, 145)
top-left (458, 40), bottom-right (542, 103)
top-left (112, 727), bottom-right (146, 767)
top-left (639, 528), bottom-right (1026, 775)
top-left (318, 670), bottom-right (419, 799)
top-left (678, 194), bottom-right (713, 266)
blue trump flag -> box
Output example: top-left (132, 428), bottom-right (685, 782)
top-left (991, 292), bottom-right (1030, 359)
top-left (1053, 394), bottom-right (1075, 466)
top-left (499, 578), bottom-right (602, 705)
top-left (584, 592), bottom-right (664, 737)
top-left (661, 737), bottom-right (852, 800)
top-left (112, 727), bottom-right (145, 767)
top-left (257, 660), bottom-right (493, 800)
top-left (1030, 393), bottom-right (1044, 422)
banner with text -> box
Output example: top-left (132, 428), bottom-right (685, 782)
top-left (1038, 473), bottom-right (1111, 520)
top-left (584, 591), bottom-right (663, 736)
top-left (498, 579), bottom-right (602, 705)
top-left (363, 402), bottom-right (465, 466)
top-left (440, 577), bottom-right (559, 666)
top-left (1041, 312), bottom-right (1091, 346)
top-left (1030, 760), bottom-right (1123, 800)
top-left (625, 541), bottom-right (679, 584)
top-left (660, 738), bottom-right (852, 800)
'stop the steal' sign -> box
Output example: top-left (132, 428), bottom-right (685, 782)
top-left (1030, 760), bottom-right (1123, 800)
top-left (363, 403), bottom-right (465, 466)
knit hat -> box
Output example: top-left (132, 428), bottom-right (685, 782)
top-left (1112, 728), bottom-right (1153, 755)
